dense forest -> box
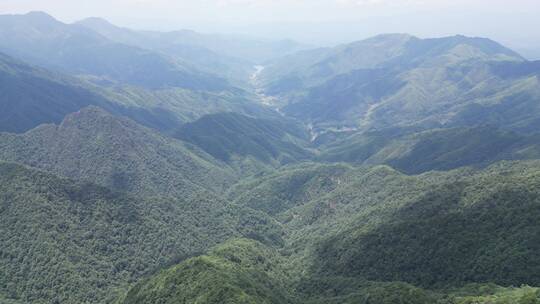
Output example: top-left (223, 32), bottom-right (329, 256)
top-left (1, 10), bottom-right (540, 304)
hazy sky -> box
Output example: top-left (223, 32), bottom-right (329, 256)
top-left (1, 0), bottom-right (539, 57)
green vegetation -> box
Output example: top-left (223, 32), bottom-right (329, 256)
top-left (315, 163), bottom-right (540, 288)
top-left (318, 126), bottom-right (540, 173)
top-left (0, 106), bottom-right (235, 197)
top-left (0, 52), bottom-right (110, 133)
top-left (0, 163), bottom-right (282, 304)
top-left (452, 285), bottom-right (540, 304)
top-left (229, 163), bottom-right (351, 216)
top-left (94, 85), bottom-right (273, 133)
top-left (2, 12), bottom-right (540, 304)
top-left (175, 112), bottom-right (312, 173)
top-left (0, 51), bottom-right (263, 134)
top-left (117, 239), bottom-right (540, 304)
top-left (227, 161), bottom-right (540, 302)
top-left (118, 239), bottom-right (295, 304)
top-left (260, 34), bottom-right (540, 133)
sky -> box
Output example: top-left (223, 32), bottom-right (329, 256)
top-left (1, 0), bottom-right (539, 58)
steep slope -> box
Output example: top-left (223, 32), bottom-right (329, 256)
top-left (262, 34), bottom-right (522, 91)
top-left (0, 51), bottom-right (182, 134)
top-left (0, 52), bottom-right (111, 133)
top-left (94, 85), bottom-right (276, 133)
top-left (260, 34), bottom-right (415, 90)
top-left (174, 112), bottom-right (313, 173)
top-left (314, 161), bottom-right (540, 288)
top-left (226, 161), bottom-right (540, 301)
top-left (0, 106), bottom-right (235, 197)
top-left (75, 17), bottom-right (254, 83)
top-left (228, 163), bottom-right (351, 216)
top-left (0, 12), bottom-right (229, 90)
top-left (0, 49), bottom-right (274, 134)
top-left (318, 126), bottom-right (540, 174)
top-left (117, 239), bottom-right (295, 304)
top-left (0, 163), bottom-right (282, 304)
top-left (116, 239), bottom-right (441, 304)
top-left (260, 34), bottom-right (540, 133)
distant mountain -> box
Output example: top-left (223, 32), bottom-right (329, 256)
top-left (0, 49), bottom-right (276, 134)
top-left (262, 33), bottom-right (522, 90)
top-left (174, 112), bottom-right (313, 173)
top-left (0, 51), bottom-right (181, 134)
top-left (76, 17), bottom-right (309, 65)
top-left (3, 17), bottom-right (540, 304)
top-left (0, 52), bottom-right (109, 133)
top-left (75, 17), bottom-right (310, 85)
top-left (260, 34), bottom-right (540, 133)
top-left (75, 17), bottom-right (254, 83)
top-left (0, 106), bottom-right (235, 197)
top-left (0, 12), bottom-right (229, 90)
top-left (0, 162), bottom-right (282, 304)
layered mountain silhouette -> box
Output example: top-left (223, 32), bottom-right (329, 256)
top-left (1, 11), bottom-right (540, 304)
top-left (260, 34), bottom-right (540, 133)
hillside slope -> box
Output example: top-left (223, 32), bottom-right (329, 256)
top-left (318, 126), bottom-right (540, 173)
top-left (231, 161), bottom-right (540, 296)
top-left (175, 112), bottom-right (312, 173)
top-left (118, 239), bottom-right (295, 304)
top-left (0, 12), bottom-right (229, 90)
top-left (0, 52), bottom-right (113, 133)
top-left (260, 34), bottom-right (540, 133)
top-left (0, 163), bottom-right (283, 304)
top-left (0, 106), bottom-right (234, 197)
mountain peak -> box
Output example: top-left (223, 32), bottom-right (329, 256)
top-left (371, 33), bottom-right (416, 40)
top-left (76, 17), bottom-right (115, 28)
top-left (23, 11), bottom-right (58, 22)
top-left (361, 33), bottom-right (417, 44)
top-left (25, 11), bottom-right (53, 17)
top-left (345, 33), bottom-right (416, 51)
top-left (59, 106), bottom-right (118, 129)
top-left (435, 35), bottom-right (524, 60)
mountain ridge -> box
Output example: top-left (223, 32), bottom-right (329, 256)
top-left (0, 106), bottom-right (236, 197)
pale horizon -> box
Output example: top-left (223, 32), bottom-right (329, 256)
top-left (1, 0), bottom-right (539, 58)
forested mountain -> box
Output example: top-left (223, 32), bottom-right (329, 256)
top-left (117, 239), bottom-right (296, 304)
top-left (0, 47), bottom-right (274, 136)
top-left (0, 51), bottom-right (181, 134)
top-left (259, 34), bottom-right (540, 133)
top-left (0, 12), bottom-right (288, 136)
top-left (0, 52), bottom-right (110, 133)
top-left (1, 10), bottom-right (540, 304)
top-left (315, 162), bottom-right (540, 289)
top-left (0, 106), bottom-right (235, 197)
top-left (0, 162), bottom-right (282, 304)
top-left (175, 112), bottom-right (312, 173)
top-left (317, 126), bottom-right (540, 173)
top-left (118, 238), bottom-right (540, 304)
top-left (187, 161), bottom-right (540, 303)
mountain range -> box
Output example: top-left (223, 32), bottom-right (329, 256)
top-left (1, 11), bottom-right (540, 304)
top-left (259, 34), bottom-right (540, 134)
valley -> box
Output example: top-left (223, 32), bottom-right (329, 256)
top-left (250, 65), bottom-right (283, 113)
top-left (0, 9), bottom-right (540, 304)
